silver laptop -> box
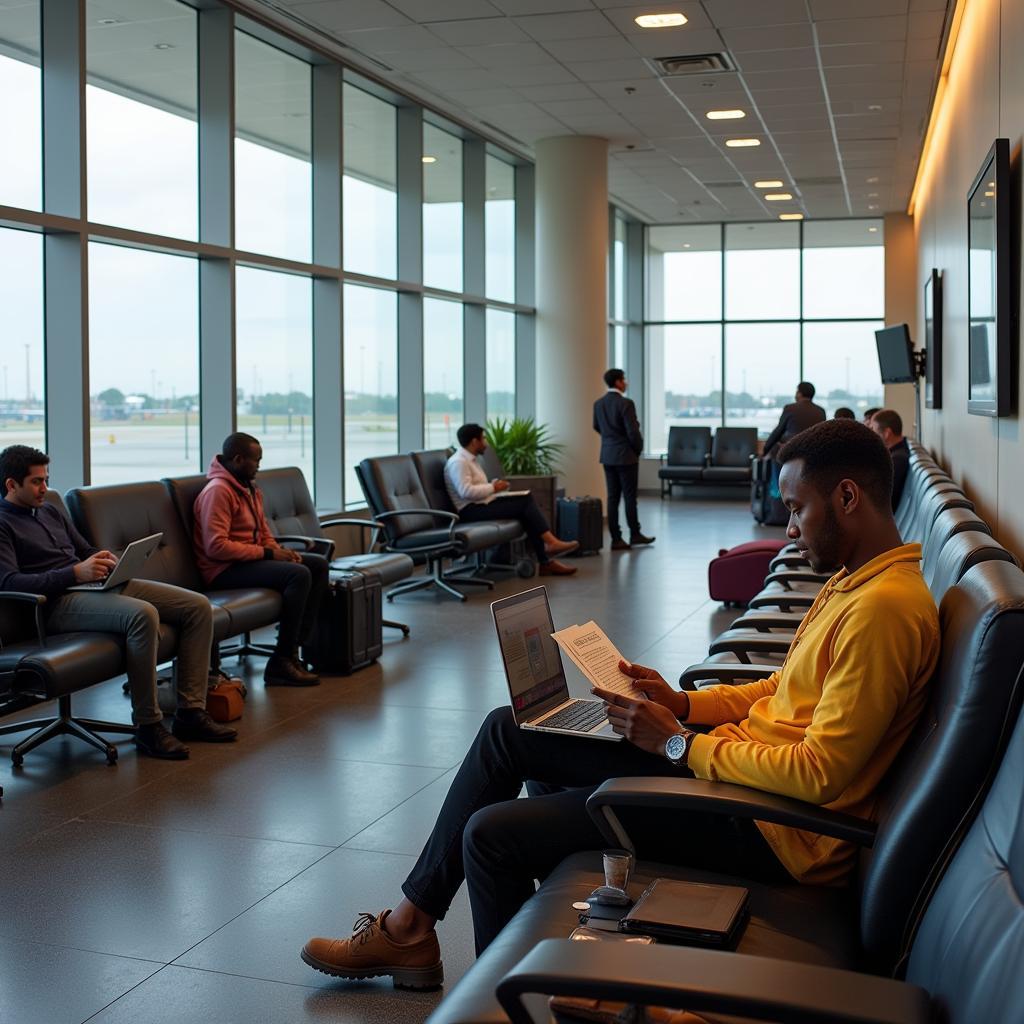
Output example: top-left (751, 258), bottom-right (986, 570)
top-left (491, 586), bottom-right (620, 741)
top-left (68, 532), bottom-right (163, 591)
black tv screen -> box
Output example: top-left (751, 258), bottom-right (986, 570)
top-left (875, 324), bottom-right (915, 384)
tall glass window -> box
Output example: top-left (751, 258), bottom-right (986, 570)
top-left (344, 284), bottom-right (398, 504)
top-left (613, 216), bottom-right (627, 322)
top-left (423, 124), bottom-right (463, 292)
top-left (343, 85), bottom-right (397, 279)
top-left (803, 322), bottom-right (884, 416)
top-left (0, 228), bottom-right (44, 449)
top-left (724, 223), bottom-right (800, 320)
top-left (802, 220), bottom-right (884, 318)
top-left (0, 0), bottom-right (41, 211)
top-left (647, 226), bottom-right (722, 322)
top-left (423, 298), bottom-right (463, 448)
top-left (485, 156), bottom-right (515, 302)
top-left (88, 244), bottom-right (199, 484)
top-left (235, 268), bottom-right (313, 487)
top-left (725, 324), bottom-right (800, 429)
top-left (235, 32), bottom-right (311, 262)
top-left (646, 324), bottom-right (721, 447)
top-left (486, 309), bottom-right (515, 421)
top-left (86, 0), bottom-right (198, 239)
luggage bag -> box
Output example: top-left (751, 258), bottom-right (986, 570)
top-left (304, 570), bottom-right (383, 675)
top-left (708, 540), bottom-right (789, 607)
top-left (751, 456), bottom-right (789, 527)
top-left (556, 496), bottom-right (603, 555)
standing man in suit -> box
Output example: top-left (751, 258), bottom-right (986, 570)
top-left (763, 381), bottom-right (827, 459)
top-left (593, 369), bottom-right (654, 551)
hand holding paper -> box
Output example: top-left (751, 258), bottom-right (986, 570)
top-left (550, 621), bottom-right (636, 697)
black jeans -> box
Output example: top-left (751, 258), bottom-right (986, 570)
top-left (208, 551), bottom-right (329, 653)
top-left (402, 707), bottom-right (788, 954)
top-left (459, 494), bottom-right (552, 563)
top-left (603, 463), bottom-right (641, 540)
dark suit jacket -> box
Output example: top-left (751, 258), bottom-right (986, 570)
top-left (890, 437), bottom-right (910, 512)
top-left (593, 390), bottom-right (644, 466)
top-left (763, 400), bottom-right (826, 456)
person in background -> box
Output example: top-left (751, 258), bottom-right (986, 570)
top-left (834, 407), bottom-right (856, 420)
top-left (763, 381), bottom-right (826, 458)
top-left (194, 433), bottom-right (329, 687)
top-left (445, 424), bottom-right (578, 577)
top-left (593, 369), bottom-right (654, 551)
top-left (869, 409), bottom-right (910, 511)
top-left (863, 406), bottom-right (881, 425)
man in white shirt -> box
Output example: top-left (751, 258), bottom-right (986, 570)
top-left (444, 424), bottom-right (578, 577)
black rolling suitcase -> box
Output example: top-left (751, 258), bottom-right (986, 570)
top-left (556, 496), bottom-right (604, 555)
top-left (751, 456), bottom-right (788, 527)
top-left (304, 570), bottom-right (383, 675)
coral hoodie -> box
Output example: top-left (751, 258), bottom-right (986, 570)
top-left (193, 456), bottom-right (279, 584)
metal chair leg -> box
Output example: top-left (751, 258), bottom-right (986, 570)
top-left (383, 618), bottom-right (411, 636)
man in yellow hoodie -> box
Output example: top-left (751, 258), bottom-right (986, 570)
top-left (302, 419), bottom-right (939, 987)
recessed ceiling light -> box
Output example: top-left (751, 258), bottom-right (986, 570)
top-left (764, 193), bottom-right (793, 201)
top-left (754, 180), bottom-right (783, 188)
top-left (868, 227), bottom-right (878, 232)
top-left (683, 243), bottom-right (691, 248)
top-left (984, 190), bottom-right (995, 197)
top-left (779, 213), bottom-right (803, 220)
top-left (153, 42), bottom-right (175, 50)
top-left (634, 13), bottom-right (688, 28)
top-left (868, 203), bottom-right (879, 209)
top-left (422, 156), bottom-right (437, 164)
top-left (868, 192), bottom-right (879, 198)
top-left (867, 176), bottom-right (879, 184)
top-left (725, 138), bottom-right (760, 148)
top-left (97, 18), bottom-right (122, 25)
top-left (868, 104), bottom-right (883, 112)
top-left (706, 109), bottom-right (745, 120)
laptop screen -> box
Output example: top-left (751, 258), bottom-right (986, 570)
top-left (492, 587), bottom-right (568, 721)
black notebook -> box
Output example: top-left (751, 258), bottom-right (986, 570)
top-left (618, 878), bottom-right (750, 949)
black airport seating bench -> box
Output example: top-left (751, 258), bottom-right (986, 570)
top-left (659, 426), bottom-right (759, 497)
top-left (426, 444), bottom-right (1024, 1024)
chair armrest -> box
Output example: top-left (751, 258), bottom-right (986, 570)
top-left (372, 508), bottom-right (459, 552)
top-left (586, 776), bottom-right (876, 852)
top-left (708, 633), bottom-right (794, 662)
top-left (496, 940), bottom-right (928, 1024)
top-left (659, 453), bottom-right (667, 464)
top-left (769, 552), bottom-right (811, 571)
top-left (729, 611), bottom-right (802, 632)
top-left (748, 591), bottom-right (817, 612)
top-left (319, 517), bottom-right (383, 554)
top-left (763, 569), bottom-right (831, 590)
top-left (275, 534), bottom-right (335, 559)
top-left (0, 591), bottom-right (48, 645)
top-left (678, 663), bottom-right (779, 690)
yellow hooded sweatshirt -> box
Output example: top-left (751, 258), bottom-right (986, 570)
top-left (686, 543), bottom-right (940, 886)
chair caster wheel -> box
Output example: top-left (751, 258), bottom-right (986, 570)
top-left (401, 626), bottom-right (411, 637)
top-left (106, 747), bottom-right (118, 765)
top-left (516, 559), bottom-right (536, 578)
top-left (386, 595), bottom-right (394, 603)
top-left (11, 752), bottom-right (23, 767)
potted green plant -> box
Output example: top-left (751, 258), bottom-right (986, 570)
top-left (484, 417), bottom-right (565, 476)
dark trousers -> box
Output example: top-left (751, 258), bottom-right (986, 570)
top-left (402, 707), bottom-right (788, 954)
top-left (459, 494), bottom-right (551, 563)
top-left (208, 552), bottom-right (329, 653)
top-left (603, 463), bottom-right (640, 540)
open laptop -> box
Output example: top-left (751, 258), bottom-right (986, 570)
top-left (68, 532), bottom-right (163, 591)
top-left (491, 586), bottom-right (620, 741)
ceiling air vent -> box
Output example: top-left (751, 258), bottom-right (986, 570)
top-left (650, 53), bottom-right (735, 76)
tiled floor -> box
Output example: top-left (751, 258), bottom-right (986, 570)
top-left (0, 497), bottom-right (779, 1024)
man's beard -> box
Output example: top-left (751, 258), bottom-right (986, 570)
top-left (805, 503), bottom-right (843, 574)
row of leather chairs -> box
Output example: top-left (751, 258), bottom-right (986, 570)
top-left (427, 443), bottom-right (1024, 1023)
top-left (659, 426), bottom-right (759, 497)
top-left (0, 467), bottom-right (409, 766)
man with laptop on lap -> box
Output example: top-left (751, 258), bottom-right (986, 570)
top-left (302, 420), bottom-right (939, 989)
top-left (0, 445), bottom-right (237, 760)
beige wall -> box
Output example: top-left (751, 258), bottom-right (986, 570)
top-left (913, 0), bottom-right (1023, 556)
top-left (883, 213), bottom-right (918, 431)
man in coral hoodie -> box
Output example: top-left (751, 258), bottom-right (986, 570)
top-left (194, 433), bottom-right (328, 687)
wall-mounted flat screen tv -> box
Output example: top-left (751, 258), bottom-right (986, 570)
top-left (875, 324), bottom-right (915, 384)
top-left (924, 269), bottom-right (942, 409)
top-left (967, 138), bottom-right (1012, 417)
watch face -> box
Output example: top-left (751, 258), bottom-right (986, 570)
top-left (665, 734), bottom-right (686, 762)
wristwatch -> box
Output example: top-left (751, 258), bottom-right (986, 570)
top-left (665, 730), bottom-right (695, 766)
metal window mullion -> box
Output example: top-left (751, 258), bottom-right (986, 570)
top-left (625, 218), bottom-right (644, 429)
top-left (514, 163), bottom-right (534, 419)
top-left (462, 140), bottom-right (485, 423)
top-left (719, 223), bottom-right (725, 427)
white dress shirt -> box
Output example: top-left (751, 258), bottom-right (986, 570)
top-left (444, 446), bottom-right (495, 511)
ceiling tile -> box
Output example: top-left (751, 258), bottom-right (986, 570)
top-left (626, 28), bottom-right (729, 58)
top-left (447, 86), bottom-right (525, 106)
top-left (826, 80), bottom-right (905, 102)
top-left (426, 17), bottom-right (530, 45)
top-left (540, 35), bottom-right (639, 61)
top-left (490, 62), bottom-right (580, 85)
top-left (752, 87), bottom-right (828, 108)
top-left (908, 8), bottom-right (946, 35)
top-left (703, 0), bottom-right (810, 28)
top-left (601, 3), bottom-right (714, 32)
top-left (743, 67), bottom-right (824, 90)
top-left (387, 0), bottom-right (502, 21)
top-left (657, 71), bottom-right (743, 95)
top-left (457, 41), bottom-right (554, 65)
top-left (825, 62), bottom-right (905, 84)
top-left (513, 11), bottom-right (619, 41)
top-left (721, 23), bottom-right (814, 51)
top-left (374, 47), bottom-right (480, 72)
top-left (816, 16), bottom-right (907, 45)
top-left (491, 0), bottom-right (591, 12)
top-left (811, 0), bottom-right (908, 18)
top-left (819, 40), bottom-right (906, 65)
top-left (411, 67), bottom-right (506, 90)
top-left (736, 47), bottom-right (820, 72)
top-left (340, 24), bottom-right (437, 50)
top-left (516, 82), bottom-right (596, 101)
top-left (286, 0), bottom-right (411, 32)
top-left (564, 57), bottom-right (653, 81)
top-left (905, 36), bottom-right (940, 60)
top-left (588, 77), bottom-right (670, 98)
top-left (538, 97), bottom-right (616, 117)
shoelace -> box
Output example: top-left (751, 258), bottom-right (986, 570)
top-left (352, 912), bottom-right (379, 947)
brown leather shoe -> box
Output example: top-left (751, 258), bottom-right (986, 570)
top-left (610, 538), bottom-right (631, 551)
top-left (544, 538), bottom-right (580, 558)
top-left (539, 559), bottom-right (577, 576)
top-left (301, 911), bottom-right (444, 989)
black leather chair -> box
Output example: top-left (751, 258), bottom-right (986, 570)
top-left (658, 426), bottom-right (712, 497)
top-left (427, 558), bottom-right (1024, 1024)
top-left (255, 466), bottom-right (415, 637)
top-left (478, 445), bottom-right (557, 530)
top-left (702, 427), bottom-right (758, 483)
top-left (0, 492), bottom-right (137, 765)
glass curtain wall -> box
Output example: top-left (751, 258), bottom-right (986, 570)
top-left (423, 124), bottom-right (463, 292)
top-left (485, 155), bottom-right (515, 302)
top-left (0, 229), bottom-right (44, 447)
top-left (646, 220), bottom-right (884, 450)
top-left (486, 309), bottom-right (515, 420)
top-left (423, 298), bottom-right (463, 448)
top-left (0, 0), bottom-right (41, 211)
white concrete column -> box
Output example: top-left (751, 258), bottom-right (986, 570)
top-left (535, 136), bottom-right (609, 499)
top-left (883, 212), bottom-right (918, 435)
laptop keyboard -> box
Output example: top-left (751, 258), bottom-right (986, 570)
top-left (539, 699), bottom-right (608, 733)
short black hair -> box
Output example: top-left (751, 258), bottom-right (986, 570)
top-left (457, 423), bottom-right (485, 448)
top-left (872, 409), bottom-right (903, 435)
top-left (0, 445), bottom-right (49, 492)
top-left (604, 368), bottom-right (625, 388)
top-left (863, 406), bottom-right (881, 421)
top-left (222, 432), bottom-right (260, 461)
top-left (796, 381), bottom-right (816, 399)
top-left (833, 407), bottom-right (856, 420)
top-left (778, 419), bottom-right (893, 512)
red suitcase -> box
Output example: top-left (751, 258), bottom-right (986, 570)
top-left (708, 539), bottom-right (789, 607)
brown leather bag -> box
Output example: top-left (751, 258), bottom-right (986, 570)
top-left (206, 676), bottom-right (246, 722)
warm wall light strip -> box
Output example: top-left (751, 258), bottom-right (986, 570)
top-left (635, 13), bottom-right (687, 28)
top-left (706, 109), bottom-right (745, 120)
top-left (764, 193), bottom-right (793, 201)
top-left (421, 155), bottom-right (437, 164)
top-left (754, 180), bottom-right (783, 188)
top-left (779, 213), bottom-right (804, 220)
top-left (907, 0), bottom-right (969, 215)
top-left (725, 138), bottom-right (760, 147)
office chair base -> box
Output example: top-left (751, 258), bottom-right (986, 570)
top-left (383, 618), bottom-right (411, 636)
top-left (0, 695), bottom-right (132, 765)
top-left (220, 631), bottom-right (277, 661)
